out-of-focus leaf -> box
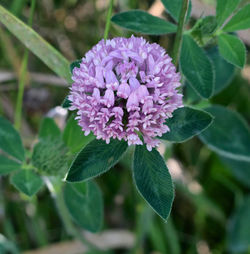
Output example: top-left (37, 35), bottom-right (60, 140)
top-left (223, 4), bottom-right (250, 31)
top-left (180, 34), bottom-right (214, 98)
top-left (0, 234), bottom-right (19, 254)
top-left (199, 105), bottom-right (250, 162)
top-left (66, 139), bottom-right (128, 182)
top-left (0, 155), bottom-right (21, 175)
top-left (63, 115), bottom-right (94, 154)
top-left (218, 33), bottom-right (246, 68)
top-left (64, 181), bottom-right (103, 232)
top-left (133, 146), bottom-right (174, 220)
top-left (227, 196), bottom-right (250, 253)
top-left (39, 117), bottom-right (61, 140)
top-left (111, 10), bottom-right (177, 35)
top-left (0, 116), bottom-right (25, 162)
top-left (161, 0), bottom-right (192, 23)
top-left (160, 107), bottom-right (213, 142)
top-left (10, 170), bottom-right (44, 197)
top-left (216, 0), bottom-right (241, 26)
top-left (206, 47), bottom-right (235, 95)
top-left (0, 5), bottom-right (71, 83)
top-left (220, 156), bottom-right (250, 188)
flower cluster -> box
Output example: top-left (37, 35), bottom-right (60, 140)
top-left (69, 36), bottom-right (183, 150)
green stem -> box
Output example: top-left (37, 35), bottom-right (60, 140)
top-left (14, 0), bottom-right (36, 130)
top-left (103, 0), bottom-right (114, 40)
top-left (172, 0), bottom-right (189, 67)
top-left (44, 177), bottom-right (98, 251)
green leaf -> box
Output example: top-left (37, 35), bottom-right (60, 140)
top-left (133, 146), bottom-right (174, 220)
top-left (39, 117), bottom-right (61, 140)
top-left (206, 47), bottom-right (235, 95)
top-left (63, 115), bottom-right (94, 154)
top-left (10, 170), bottom-right (44, 196)
top-left (0, 5), bottom-right (71, 83)
top-left (0, 116), bottom-right (25, 162)
top-left (218, 33), bottom-right (246, 68)
top-left (0, 155), bottom-right (21, 176)
top-left (223, 4), bottom-right (250, 32)
top-left (32, 138), bottom-right (68, 177)
top-left (220, 156), bottom-right (250, 188)
top-left (66, 139), bottom-right (128, 182)
top-left (70, 60), bottom-right (81, 74)
top-left (199, 105), bottom-right (250, 162)
top-left (161, 0), bottom-right (192, 23)
top-left (227, 196), bottom-right (250, 253)
top-left (111, 10), bottom-right (177, 35)
top-left (64, 181), bottom-right (103, 232)
top-left (180, 34), bottom-right (214, 98)
top-left (61, 96), bottom-right (71, 109)
top-left (216, 0), bottom-right (241, 26)
top-left (160, 107), bottom-right (213, 143)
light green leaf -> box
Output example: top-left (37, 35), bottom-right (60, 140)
top-left (10, 170), bottom-right (44, 196)
top-left (133, 146), bottom-right (174, 220)
top-left (216, 0), bottom-right (241, 26)
top-left (0, 116), bottom-right (25, 162)
top-left (39, 117), bottom-right (61, 140)
top-left (180, 34), bottom-right (214, 98)
top-left (63, 115), bottom-right (94, 154)
top-left (218, 33), bottom-right (246, 68)
top-left (64, 181), bottom-right (103, 232)
top-left (160, 107), bottom-right (213, 142)
top-left (66, 139), bottom-right (128, 182)
top-left (206, 47), bottom-right (235, 95)
top-left (219, 156), bottom-right (250, 188)
top-left (0, 5), bottom-right (71, 83)
top-left (227, 196), bottom-right (250, 253)
top-left (223, 4), bottom-right (250, 31)
top-left (111, 10), bottom-right (177, 35)
top-left (0, 155), bottom-right (21, 176)
top-left (199, 105), bottom-right (250, 162)
top-left (161, 0), bottom-right (192, 23)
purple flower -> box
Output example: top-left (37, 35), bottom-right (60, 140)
top-left (69, 36), bottom-right (183, 151)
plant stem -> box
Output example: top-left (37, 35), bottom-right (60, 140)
top-left (172, 0), bottom-right (189, 67)
top-left (44, 177), bottom-right (98, 251)
top-left (103, 0), bottom-right (114, 40)
top-left (14, 0), bottom-right (36, 130)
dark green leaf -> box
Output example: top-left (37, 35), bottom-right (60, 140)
top-left (61, 96), bottom-right (71, 109)
top-left (63, 115), bottom-right (94, 154)
top-left (223, 4), bottom-right (250, 32)
top-left (10, 170), bottom-right (44, 196)
top-left (206, 47), bottom-right (235, 95)
top-left (161, 0), bottom-right (192, 23)
top-left (216, 0), bottom-right (241, 26)
top-left (220, 156), bottom-right (250, 188)
top-left (111, 10), bottom-right (177, 35)
top-left (70, 181), bottom-right (88, 198)
top-left (180, 34), bottom-right (214, 98)
top-left (199, 105), bottom-right (250, 162)
top-left (64, 181), bottom-right (103, 232)
top-left (133, 146), bottom-right (174, 220)
top-left (160, 107), bottom-right (213, 142)
top-left (227, 196), bottom-right (250, 253)
top-left (0, 155), bottom-right (21, 176)
top-left (66, 139), bottom-right (128, 182)
top-left (218, 33), bottom-right (246, 68)
top-left (0, 5), bottom-right (71, 83)
top-left (70, 60), bottom-right (81, 74)
top-left (39, 117), bottom-right (61, 140)
top-left (0, 116), bottom-right (25, 162)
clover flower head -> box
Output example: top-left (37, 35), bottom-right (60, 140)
top-left (69, 36), bottom-right (183, 151)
